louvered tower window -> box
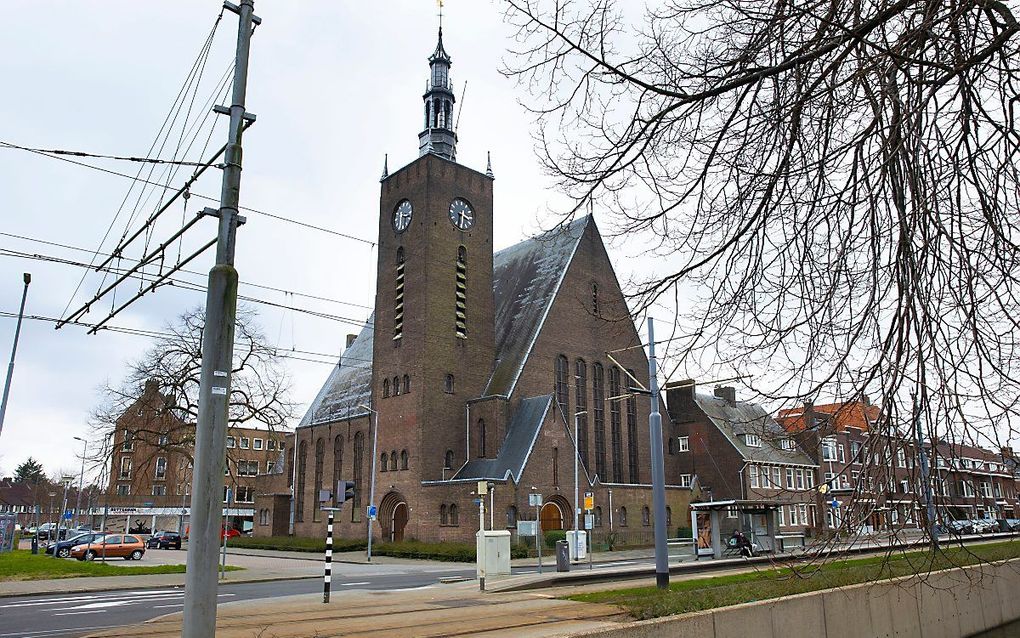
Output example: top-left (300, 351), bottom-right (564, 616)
top-left (626, 368), bottom-right (639, 483)
top-left (455, 246), bottom-right (467, 338)
top-left (609, 366), bottom-right (623, 483)
top-left (394, 247), bottom-right (405, 341)
top-left (593, 363), bottom-right (607, 480)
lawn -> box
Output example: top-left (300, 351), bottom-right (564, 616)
top-left (0, 550), bottom-right (242, 582)
top-left (569, 540), bottom-right (1020, 620)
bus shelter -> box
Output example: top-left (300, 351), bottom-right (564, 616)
top-left (690, 500), bottom-right (780, 559)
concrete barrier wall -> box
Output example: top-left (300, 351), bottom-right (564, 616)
top-left (571, 558), bottom-right (1020, 638)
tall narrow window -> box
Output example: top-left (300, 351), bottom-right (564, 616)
top-left (394, 247), bottom-right (405, 341)
top-left (455, 246), bottom-right (467, 338)
top-left (400, 450), bottom-right (409, 470)
top-left (393, 376), bottom-right (401, 396)
top-left (332, 435), bottom-right (343, 507)
top-left (609, 366), bottom-right (623, 483)
top-left (383, 379), bottom-right (390, 397)
top-left (553, 447), bottom-right (559, 486)
top-left (389, 450), bottom-right (398, 472)
top-left (626, 369), bottom-right (639, 483)
top-left (591, 282), bottom-right (599, 316)
top-left (440, 504), bottom-right (448, 525)
top-left (313, 438), bottom-right (325, 522)
top-left (444, 449), bottom-right (454, 469)
top-left (478, 418), bottom-right (487, 458)
top-left (575, 359), bottom-right (588, 469)
top-left (380, 452), bottom-right (389, 472)
top-left (593, 363), bottom-right (607, 480)
top-left (352, 431), bottom-right (364, 522)
top-left (296, 441), bottom-right (307, 522)
top-left (403, 375), bottom-right (410, 394)
top-left (555, 355), bottom-right (569, 414)
top-left (445, 374), bottom-right (455, 394)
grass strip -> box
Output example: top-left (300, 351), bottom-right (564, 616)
top-left (568, 539), bottom-right (1020, 619)
top-left (0, 550), bottom-right (243, 582)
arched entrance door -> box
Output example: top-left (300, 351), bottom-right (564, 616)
top-left (378, 491), bottom-right (408, 542)
top-left (540, 501), bottom-right (563, 531)
top-left (391, 502), bottom-right (408, 542)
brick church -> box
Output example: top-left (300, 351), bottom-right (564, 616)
top-left (254, 27), bottom-right (692, 544)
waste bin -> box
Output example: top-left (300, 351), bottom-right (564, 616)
top-left (30, 536), bottom-right (38, 554)
top-left (555, 540), bottom-right (570, 572)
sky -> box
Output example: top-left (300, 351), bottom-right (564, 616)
top-left (0, 0), bottom-right (612, 480)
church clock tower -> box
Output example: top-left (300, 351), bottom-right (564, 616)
top-left (372, 27), bottom-right (496, 483)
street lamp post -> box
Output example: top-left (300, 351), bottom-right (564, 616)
top-left (53, 476), bottom-right (73, 558)
top-left (358, 405), bottom-right (379, 562)
top-left (0, 272), bottom-right (31, 442)
top-left (573, 409), bottom-right (588, 560)
top-left (72, 436), bottom-right (88, 529)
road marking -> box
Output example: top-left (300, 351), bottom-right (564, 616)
top-left (516, 570), bottom-right (536, 574)
top-left (0, 623), bottom-right (126, 637)
top-left (0, 589), bottom-right (182, 608)
top-left (53, 610), bottom-right (108, 616)
top-left (152, 603), bottom-right (185, 609)
top-left (340, 582), bottom-right (370, 586)
top-left (385, 585), bottom-right (434, 592)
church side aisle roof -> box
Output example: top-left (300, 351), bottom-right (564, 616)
top-left (485, 215), bottom-right (590, 397)
top-left (454, 394), bottom-right (553, 482)
top-left (299, 314), bottom-right (374, 427)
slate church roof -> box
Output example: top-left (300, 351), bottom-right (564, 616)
top-left (298, 216), bottom-right (591, 427)
top-left (454, 395), bottom-right (553, 482)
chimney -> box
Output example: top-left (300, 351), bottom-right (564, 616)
top-left (714, 386), bottom-right (736, 407)
top-left (345, 334), bottom-right (358, 349)
top-left (665, 379), bottom-right (696, 421)
top-left (143, 378), bottom-right (159, 395)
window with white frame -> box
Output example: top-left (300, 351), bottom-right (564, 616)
top-left (744, 434), bottom-right (761, 447)
top-left (158, 433), bottom-right (169, 446)
top-left (805, 471), bottom-right (815, 489)
top-left (266, 461), bottom-right (276, 474)
top-left (897, 450), bottom-right (906, 468)
top-left (789, 504), bottom-right (799, 526)
top-left (240, 437), bottom-right (250, 449)
top-left (237, 460), bottom-right (259, 477)
top-left (772, 466), bottom-right (781, 489)
top-left (154, 456), bottom-right (167, 480)
top-left (824, 471), bottom-right (835, 486)
top-left (268, 439), bottom-right (277, 450)
top-left (850, 440), bottom-right (862, 460)
top-left (759, 465), bottom-right (771, 488)
top-left (778, 505), bottom-right (785, 526)
top-left (980, 482), bottom-right (992, 498)
top-left (119, 456), bottom-right (132, 480)
top-left (822, 438), bottom-right (837, 461)
top-left (227, 436), bottom-right (236, 449)
top-left (781, 438), bottom-right (795, 451)
top-left (253, 438), bottom-right (264, 450)
top-left (786, 468), bottom-right (795, 489)
top-left (678, 474), bottom-right (692, 488)
top-left (678, 436), bottom-right (689, 452)
top-left (994, 483), bottom-right (1003, 498)
top-left (152, 485), bottom-right (167, 496)
top-left (798, 504), bottom-right (807, 525)
top-left (838, 444), bottom-right (845, 463)
top-left (116, 484), bottom-right (130, 496)
top-left (840, 474), bottom-right (849, 489)
top-left (726, 507), bottom-right (738, 518)
top-left (749, 465), bottom-right (760, 488)
top-left (235, 486), bottom-right (255, 503)
top-left (795, 468), bottom-right (805, 490)
top-left (900, 480), bottom-right (910, 493)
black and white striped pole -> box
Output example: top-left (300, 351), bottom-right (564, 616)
top-left (323, 506), bottom-right (335, 603)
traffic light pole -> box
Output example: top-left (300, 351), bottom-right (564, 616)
top-left (647, 318), bottom-right (670, 589)
top-left (322, 506), bottom-right (336, 603)
top-left (182, 2), bottom-right (258, 637)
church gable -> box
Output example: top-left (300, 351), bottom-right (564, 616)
top-left (298, 315), bottom-right (374, 427)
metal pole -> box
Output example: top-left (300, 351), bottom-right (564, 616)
top-left (913, 393), bottom-right (939, 551)
top-left (574, 411), bottom-right (579, 555)
top-left (323, 508), bottom-right (334, 603)
top-left (54, 481), bottom-right (69, 557)
top-left (183, 2), bottom-right (256, 635)
top-left (535, 500), bottom-right (542, 573)
top-left (0, 273), bottom-right (31, 441)
top-left (647, 318), bottom-right (669, 589)
top-left (288, 428), bottom-right (298, 535)
top-left (221, 487), bottom-right (230, 580)
top-left (367, 407), bottom-right (379, 561)
top-left (73, 438), bottom-right (87, 529)
top-left (478, 494), bottom-right (486, 591)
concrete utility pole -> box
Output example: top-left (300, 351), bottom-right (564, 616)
top-left (359, 405), bottom-right (380, 561)
top-left (182, 2), bottom-right (259, 636)
top-left (0, 272), bottom-right (31, 442)
top-left (912, 392), bottom-right (939, 552)
top-left (646, 318), bottom-right (669, 589)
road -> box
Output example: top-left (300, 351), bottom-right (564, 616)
top-left (0, 559), bottom-right (644, 638)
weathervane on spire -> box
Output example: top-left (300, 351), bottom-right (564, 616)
top-left (437, 0), bottom-right (444, 32)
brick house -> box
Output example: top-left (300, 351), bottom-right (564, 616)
top-left (253, 28), bottom-right (692, 545)
top-left (102, 379), bottom-right (285, 534)
top-left (666, 383), bottom-right (819, 539)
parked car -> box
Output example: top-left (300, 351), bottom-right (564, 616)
top-left (146, 531), bottom-right (182, 550)
top-left (34, 523), bottom-right (68, 541)
top-left (46, 531), bottom-right (107, 558)
top-left (222, 527), bottom-right (241, 540)
top-left (971, 519), bottom-right (998, 534)
top-left (70, 534), bottom-right (146, 561)
top-left (1000, 519), bottom-right (1020, 532)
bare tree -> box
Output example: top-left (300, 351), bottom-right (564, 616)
top-left (505, 0), bottom-right (1020, 542)
top-left (91, 305), bottom-right (295, 484)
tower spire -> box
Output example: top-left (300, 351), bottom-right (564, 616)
top-left (418, 11), bottom-right (456, 161)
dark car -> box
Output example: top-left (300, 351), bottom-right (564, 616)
top-left (46, 531), bottom-right (106, 558)
top-left (35, 523), bottom-right (69, 541)
top-left (146, 531), bottom-right (182, 550)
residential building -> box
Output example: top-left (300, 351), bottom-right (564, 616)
top-left (666, 383), bottom-right (819, 540)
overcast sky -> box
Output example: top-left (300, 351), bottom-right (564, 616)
top-left (0, 1), bottom-right (624, 480)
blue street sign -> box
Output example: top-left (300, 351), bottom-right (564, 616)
top-left (830, 499), bottom-right (839, 509)
top-left (63, 511), bottom-right (73, 520)
top-left (368, 505), bottom-right (377, 518)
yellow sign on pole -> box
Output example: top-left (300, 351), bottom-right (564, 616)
top-left (584, 493), bottom-right (594, 511)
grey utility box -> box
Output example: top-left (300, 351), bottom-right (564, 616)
top-left (555, 539), bottom-right (570, 572)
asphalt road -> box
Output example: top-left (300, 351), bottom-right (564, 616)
top-left (0, 555), bottom-right (650, 638)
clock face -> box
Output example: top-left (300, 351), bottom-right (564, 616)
top-left (448, 198), bottom-right (475, 230)
top-left (392, 199), bottom-right (413, 233)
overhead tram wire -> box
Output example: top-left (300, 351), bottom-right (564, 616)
top-left (0, 233), bottom-right (373, 312)
top-left (59, 10), bottom-right (228, 319)
top-left (0, 311), bottom-right (361, 367)
top-left (0, 246), bottom-right (375, 329)
top-left (0, 142), bottom-right (219, 168)
top-left (4, 144), bottom-right (376, 247)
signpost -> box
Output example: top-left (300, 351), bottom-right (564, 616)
top-left (529, 492), bottom-right (543, 573)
